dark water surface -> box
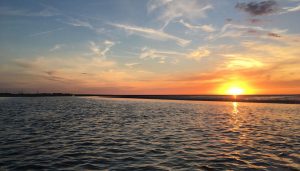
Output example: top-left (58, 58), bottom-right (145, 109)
top-left (0, 97), bottom-right (299, 170)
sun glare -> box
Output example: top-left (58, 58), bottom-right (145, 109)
top-left (227, 87), bottom-right (244, 95)
top-left (217, 80), bottom-right (255, 95)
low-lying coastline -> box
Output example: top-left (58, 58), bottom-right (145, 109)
top-left (99, 95), bottom-right (300, 104)
top-left (1, 93), bottom-right (300, 104)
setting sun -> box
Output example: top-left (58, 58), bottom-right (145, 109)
top-left (227, 87), bottom-right (244, 95)
top-left (216, 80), bottom-right (255, 95)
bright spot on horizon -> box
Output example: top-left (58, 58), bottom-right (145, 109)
top-left (217, 80), bottom-right (255, 95)
top-left (227, 87), bottom-right (244, 96)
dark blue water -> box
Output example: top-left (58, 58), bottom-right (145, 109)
top-left (0, 97), bottom-right (299, 170)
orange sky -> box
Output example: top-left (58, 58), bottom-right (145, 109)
top-left (0, 1), bottom-right (300, 94)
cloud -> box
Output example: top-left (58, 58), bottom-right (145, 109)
top-left (0, 6), bottom-right (60, 17)
top-left (248, 18), bottom-right (263, 24)
top-left (7, 55), bottom-right (118, 88)
top-left (200, 25), bottom-right (216, 33)
top-left (178, 20), bottom-right (215, 32)
top-left (49, 44), bottom-right (65, 52)
top-left (187, 47), bottom-right (211, 60)
top-left (267, 32), bottom-right (281, 37)
top-left (140, 47), bottom-right (184, 59)
top-left (221, 23), bottom-right (287, 34)
top-left (235, 1), bottom-right (300, 16)
top-left (13, 56), bottom-right (116, 72)
top-left (216, 38), bottom-right (300, 74)
top-left (147, 0), bottom-right (172, 12)
top-left (140, 46), bottom-right (214, 62)
top-left (28, 27), bottom-right (64, 37)
top-left (213, 23), bottom-right (287, 39)
top-left (63, 18), bottom-right (106, 34)
top-left (281, 4), bottom-right (300, 13)
top-left (65, 18), bottom-right (94, 29)
top-left (13, 59), bottom-right (36, 69)
top-left (147, 0), bottom-right (213, 30)
top-left (89, 40), bottom-right (115, 58)
top-left (45, 70), bottom-right (56, 76)
top-left (125, 63), bottom-right (140, 68)
top-left (235, 1), bottom-right (278, 16)
top-left (222, 55), bottom-right (264, 69)
top-left (139, 47), bottom-right (185, 63)
top-left (191, 36), bottom-right (299, 73)
top-left (4, 35), bottom-right (300, 94)
top-left (166, 37), bottom-right (300, 94)
top-left (110, 23), bottom-right (190, 46)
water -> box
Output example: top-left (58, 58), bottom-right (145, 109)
top-left (0, 97), bottom-right (299, 170)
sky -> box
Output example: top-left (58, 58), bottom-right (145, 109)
top-left (0, 0), bottom-right (300, 94)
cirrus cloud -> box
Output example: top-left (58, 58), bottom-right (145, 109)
top-left (110, 23), bottom-right (190, 46)
top-left (187, 47), bottom-right (211, 61)
top-left (147, 0), bottom-right (213, 30)
top-left (178, 19), bottom-right (216, 32)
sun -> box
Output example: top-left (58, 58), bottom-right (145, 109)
top-left (216, 80), bottom-right (255, 95)
top-left (227, 87), bottom-right (244, 96)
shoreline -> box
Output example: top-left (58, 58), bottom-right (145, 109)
top-left (1, 94), bottom-right (300, 104)
top-left (98, 95), bottom-right (300, 104)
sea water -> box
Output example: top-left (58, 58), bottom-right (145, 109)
top-left (0, 97), bottom-right (299, 170)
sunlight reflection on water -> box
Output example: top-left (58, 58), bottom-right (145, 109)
top-left (233, 102), bottom-right (238, 115)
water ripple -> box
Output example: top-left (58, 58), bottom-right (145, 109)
top-left (0, 97), bottom-right (299, 170)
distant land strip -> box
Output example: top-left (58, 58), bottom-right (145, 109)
top-left (1, 93), bottom-right (300, 104)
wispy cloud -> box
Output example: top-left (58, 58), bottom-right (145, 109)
top-left (0, 6), bottom-right (60, 17)
top-left (89, 40), bottom-right (115, 58)
top-left (210, 23), bottom-right (288, 40)
top-left (187, 47), bottom-right (211, 61)
top-left (164, 36), bottom-right (300, 94)
top-left (147, 0), bottom-right (212, 30)
top-left (28, 27), bottom-right (64, 37)
top-left (125, 63), bottom-right (140, 68)
top-left (139, 47), bottom-right (186, 64)
top-left (221, 24), bottom-right (287, 34)
top-left (140, 47), bottom-right (184, 59)
top-left (110, 23), bottom-right (190, 46)
top-left (139, 46), bottom-right (211, 63)
top-left (49, 44), bottom-right (65, 52)
top-left (178, 19), bottom-right (215, 32)
top-left (281, 3), bottom-right (300, 13)
top-left (63, 18), bottom-right (106, 34)
top-left (221, 55), bottom-right (264, 69)
top-left (65, 18), bottom-right (94, 29)
top-left (12, 56), bottom-right (117, 78)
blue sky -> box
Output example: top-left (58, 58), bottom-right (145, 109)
top-left (0, 0), bottom-right (300, 94)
